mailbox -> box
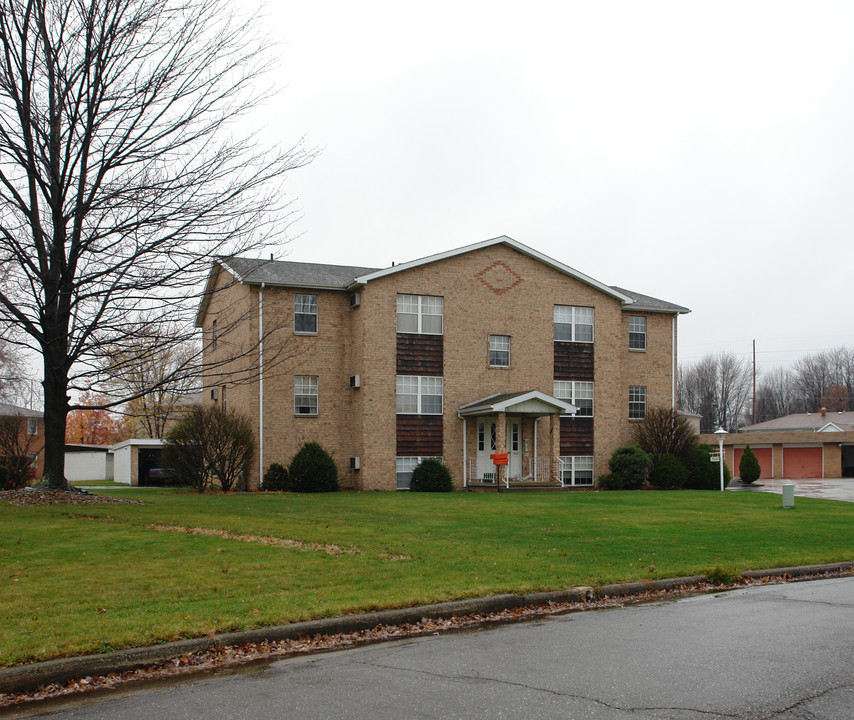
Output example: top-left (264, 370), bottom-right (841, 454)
top-left (489, 452), bottom-right (509, 466)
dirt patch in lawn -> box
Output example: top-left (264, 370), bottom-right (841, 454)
top-left (147, 524), bottom-right (359, 557)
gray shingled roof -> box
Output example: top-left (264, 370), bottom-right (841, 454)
top-left (0, 402), bottom-right (42, 418)
top-left (610, 286), bottom-right (690, 314)
top-left (745, 412), bottom-right (854, 432)
top-left (215, 247), bottom-right (687, 315)
top-left (223, 257), bottom-right (379, 290)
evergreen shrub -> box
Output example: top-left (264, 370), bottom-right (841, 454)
top-left (409, 458), bottom-right (453, 492)
top-left (288, 442), bottom-right (339, 493)
top-left (648, 453), bottom-right (689, 490)
top-left (607, 445), bottom-right (651, 489)
top-left (262, 463), bottom-right (290, 491)
top-left (739, 444), bottom-right (761, 484)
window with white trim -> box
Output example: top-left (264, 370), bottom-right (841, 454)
top-left (396, 376), bottom-right (443, 414)
top-left (396, 294), bottom-right (443, 334)
top-left (560, 456), bottom-right (594, 486)
top-left (629, 385), bottom-right (646, 419)
top-left (629, 316), bottom-right (646, 350)
top-left (294, 294), bottom-right (318, 333)
top-left (27, 418), bottom-right (38, 435)
top-left (553, 380), bottom-right (594, 417)
top-left (294, 375), bottom-right (318, 415)
top-left (396, 456), bottom-right (442, 490)
top-left (554, 305), bottom-right (594, 343)
top-left (488, 335), bottom-right (510, 367)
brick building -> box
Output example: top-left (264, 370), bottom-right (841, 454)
top-left (0, 402), bottom-right (45, 481)
top-left (196, 236), bottom-right (689, 491)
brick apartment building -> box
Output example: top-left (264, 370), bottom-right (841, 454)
top-left (196, 236), bottom-right (689, 491)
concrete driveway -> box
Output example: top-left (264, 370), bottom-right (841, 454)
top-left (727, 477), bottom-right (854, 502)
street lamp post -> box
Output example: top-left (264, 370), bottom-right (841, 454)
top-left (714, 427), bottom-right (727, 491)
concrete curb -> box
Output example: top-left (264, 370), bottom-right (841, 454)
top-left (2, 561), bottom-right (853, 695)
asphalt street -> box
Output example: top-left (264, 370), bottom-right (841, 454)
top-left (10, 575), bottom-right (853, 720)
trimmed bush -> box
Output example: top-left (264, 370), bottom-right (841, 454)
top-left (739, 444), bottom-right (761, 484)
top-left (596, 473), bottom-right (626, 491)
top-left (607, 445), bottom-right (651, 489)
top-left (409, 458), bottom-right (453, 492)
top-left (684, 444), bottom-right (731, 489)
top-left (262, 463), bottom-right (290, 491)
top-left (648, 453), bottom-right (689, 490)
top-left (288, 442), bottom-right (339, 493)
top-left (0, 465), bottom-right (9, 491)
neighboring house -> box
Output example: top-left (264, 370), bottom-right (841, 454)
top-left (196, 235), bottom-right (689, 491)
top-left (64, 444), bottom-right (114, 483)
top-left (0, 401), bottom-right (45, 481)
top-left (700, 408), bottom-right (854, 480)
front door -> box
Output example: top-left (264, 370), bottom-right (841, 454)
top-left (476, 417), bottom-right (497, 482)
top-left (507, 417), bottom-right (522, 479)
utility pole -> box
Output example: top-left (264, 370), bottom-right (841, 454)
top-left (752, 340), bottom-right (757, 424)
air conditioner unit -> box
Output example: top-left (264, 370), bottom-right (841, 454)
top-left (349, 374), bottom-right (361, 388)
top-left (349, 292), bottom-right (361, 308)
top-left (350, 456), bottom-right (361, 470)
top-left (210, 388), bottom-right (219, 400)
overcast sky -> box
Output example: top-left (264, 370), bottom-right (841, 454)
top-left (242, 0), bottom-right (853, 374)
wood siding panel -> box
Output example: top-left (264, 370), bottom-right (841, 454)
top-left (396, 415), bottom-right (444, 456)
top-left (554, 342), bottom-right (594, 381)
top-left (560, 417), bottom-right (594, 455)
top-left (397, 334), bottom-right (443, 376)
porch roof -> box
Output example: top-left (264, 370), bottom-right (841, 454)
top-left (459, 390), bottom-right (575, 417)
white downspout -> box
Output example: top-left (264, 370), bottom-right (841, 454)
top-left (671, 315), bottom-right (677, 410)
top-left (259, 283), bottom-right (265, 490)
top-left (458, 411), bottom-right (467, 488)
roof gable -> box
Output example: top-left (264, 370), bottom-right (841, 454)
top-left (459, 390), bottom-right (575, 417)
top-left (353, 235), bottom-right (634, 304)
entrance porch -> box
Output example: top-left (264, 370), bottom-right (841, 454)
top-left (458, 390), bottom-right (576, 490)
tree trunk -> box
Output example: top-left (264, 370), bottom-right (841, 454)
top-left (42, 353), bottom-right (70, 490)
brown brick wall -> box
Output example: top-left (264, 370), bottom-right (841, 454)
top-left (202, 244), bottom-right (682, 491)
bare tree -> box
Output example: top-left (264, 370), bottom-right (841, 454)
top-left (790, 347), bottom-right (854, 412)
top-left (631, 406), bottom-right (698, 467)
top-left (755, 366), bottom-right (804, 422)
top-left (101, 323), bottom-right (200, 438)
top-left (678, 352), bottom-right (752, 432)
top-left (0, 0), bottom-right (310, 487)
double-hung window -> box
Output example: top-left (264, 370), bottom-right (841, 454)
top-left (554, 306), bottom-right (594, 342)
top-left (553, 380), bottom-right (594, 417)
top-left (294, 294), bottom-right (318, 333)
top-left (629, 316), bottom-right (646, 350)
top-left (629, 385), bottom-right (647, 419)
top-left (396, 294), bottom-right (443, 334)
top-left (488, 335), bottom-right (510, 367)
top-left (27, 418), bottom-right (38, 435)
top-left (396, 376), bottom-right (443, 414)
top-left (294, 375), bottom-right (318, 415)
top-left (559, 456), bottom-right (594, 486)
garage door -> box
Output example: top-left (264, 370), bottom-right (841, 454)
top-left (734, 447), bottom-right (773, 480)
top-left (783, 447), bottom-right (823, 479)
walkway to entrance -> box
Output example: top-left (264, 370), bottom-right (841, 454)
top-left (727, 477), bottom-right (854, 503)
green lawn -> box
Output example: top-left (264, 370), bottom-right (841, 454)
top-left (1, 489), bottom-right (852, 668)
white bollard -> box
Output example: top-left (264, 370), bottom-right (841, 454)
top-left (782, 481), bottom-right (795, 509)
